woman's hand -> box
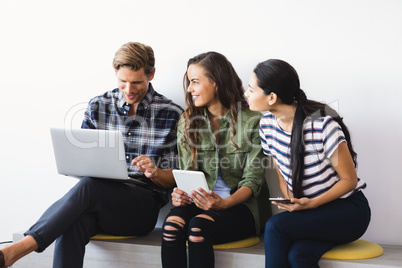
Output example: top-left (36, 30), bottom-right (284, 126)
top-left (272, 197), bottom-right (317, 212)
top-left (192, 188), bottom-right (226, 211)
top-left (171, 187), bottom-right (192, 207)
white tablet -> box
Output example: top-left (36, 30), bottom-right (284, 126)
top-left (172, 170), bottom-right (210, 197)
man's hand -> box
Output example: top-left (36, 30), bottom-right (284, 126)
top-left (132, 155), bottom-right (158, 178)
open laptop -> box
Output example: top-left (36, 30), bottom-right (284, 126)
top-left (50, 128), bottom-right (146, 185)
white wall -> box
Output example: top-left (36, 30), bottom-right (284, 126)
top-left (1, 0), bottom-right (401, 247)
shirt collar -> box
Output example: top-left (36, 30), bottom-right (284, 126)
top-left (203, 107), bottom-right (232, 125)
top-left (117, 82), bottom-right (156, 110)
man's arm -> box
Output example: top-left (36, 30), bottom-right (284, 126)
top-left (132, 155), bottom-right (176, 188)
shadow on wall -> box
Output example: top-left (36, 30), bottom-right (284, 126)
top-left (265, 161), bottom-right (282, 216)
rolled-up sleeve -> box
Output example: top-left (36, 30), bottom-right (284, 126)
top-left (237, 115), bottom-right (265, 197)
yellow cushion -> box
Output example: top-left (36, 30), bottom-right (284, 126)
top-left (213, 236), bottom-right (260, 249)
top-left (322, 239), bottom-right (383, 260)
top-left (91, 233), bottom-right (135, 240)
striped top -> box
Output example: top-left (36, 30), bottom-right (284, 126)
top-left (259, 112), bottom-right (366, 198)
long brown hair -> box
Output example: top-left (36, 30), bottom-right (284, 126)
top-left (181, 52), bottom-right (248, 166)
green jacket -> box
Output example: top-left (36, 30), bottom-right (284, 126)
top-left (177, 107), bottom-right (269, 234)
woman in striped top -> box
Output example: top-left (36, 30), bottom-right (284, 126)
top-left (245, 59), bottom-right (371, 268)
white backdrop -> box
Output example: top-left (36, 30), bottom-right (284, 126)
top-left (1, 0), bottom-right (401, 247)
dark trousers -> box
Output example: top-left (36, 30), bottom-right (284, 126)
top-left (24, 177), bottom-right (161, 268)
top-left (161, 203), bottom-right (256, 268)
top-left (264, 191), bottom-right (371, 268)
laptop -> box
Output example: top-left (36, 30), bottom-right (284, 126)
top-left (50, 128), bottom-right (146, 185)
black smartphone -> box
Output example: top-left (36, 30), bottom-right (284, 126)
top-left (269, 197), bottom-right (293, 204)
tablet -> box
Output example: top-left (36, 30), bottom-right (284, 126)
top-left (172, 170), bottom-right (210, 197)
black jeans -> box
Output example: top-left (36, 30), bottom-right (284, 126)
top-left (24, 177), bottom-right (161, 268)
top-left (161, 203), bottom-right (256, 268)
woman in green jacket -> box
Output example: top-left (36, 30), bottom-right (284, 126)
top-left (161, 52), bottom-right (267, 268)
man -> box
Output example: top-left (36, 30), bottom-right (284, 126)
top-left (0, 42), bottom-right (183, 268)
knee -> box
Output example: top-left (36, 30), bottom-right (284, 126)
top-left (62, 177), bottom-right (98, 203)
top-left (162, 216), bottom-right (185, 242)
top-left (71, 177), bottom-right (97, 194)
top-left (288, 244), bottom-right (320, 267)
top-left (77, 177), bottom-right (97, 188)
top-left (264, 214), bottom-right (291, 245)
top-left (188, 215), bottom-right (214, 243)
top-left (265, 215), bottom-right (281, 235)
top-left (288, 245), bottom-right (303, 266)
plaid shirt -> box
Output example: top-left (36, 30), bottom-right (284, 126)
top-left (81, 83), bottom-right (183, 187)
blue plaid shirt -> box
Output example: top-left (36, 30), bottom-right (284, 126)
top-left (81, 83), bottom-right (183, 188)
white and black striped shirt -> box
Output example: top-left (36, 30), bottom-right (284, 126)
top-left (260, 113), bottom-right (366, 198)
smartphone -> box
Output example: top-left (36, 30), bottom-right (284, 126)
top-left (269, 197), bottom-right (293, 204)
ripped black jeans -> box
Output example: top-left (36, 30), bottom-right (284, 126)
top-left (161, 203), bottom-right (255, 268)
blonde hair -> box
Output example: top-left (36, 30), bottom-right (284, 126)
top-left (112, 42), bottom-right (155, 75)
